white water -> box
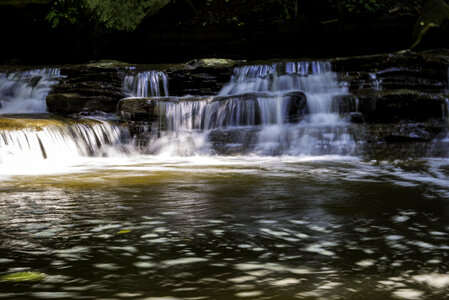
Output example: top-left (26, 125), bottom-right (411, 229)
top-left (0, 68), bottom-right (61, 114)
top-left (0, 61), bottom-right (355, 169)
top-left (0, 120), bottom-right (131, 167)
top-left (140, 61), bottom-right (353, 156)
top-left (123, 71), bottom-right (169, 97)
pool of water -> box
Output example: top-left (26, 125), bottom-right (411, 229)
top-left (1, 156), bottom-right (449, 299)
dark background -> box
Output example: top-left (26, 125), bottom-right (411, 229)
top-left (0, 0), bottom-right (438, 64)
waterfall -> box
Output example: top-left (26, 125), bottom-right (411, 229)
top-left (134, 61), bottom-right (355, 156)
top-left (123, 71), bottom-right (169, 97)
top-left (147, 94), bottom-right (303, 131)
top-left (0, 119), bottom-right (132, 164)
top-left (0, 68), bottom-right (61, 114)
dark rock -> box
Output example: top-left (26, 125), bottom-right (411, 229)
top-left (284, 91), bottom-right (308, 123)
top-left (334, 94), bottom-right (359, 113)
top-left (46, 93), bottom-right (119, 114)
top-left (412, 0), bottom-right (449, 50)
top-left (359, 121), bottom-right (447, 160)
top-left (167, 67), bottom-right (231, 96)
top-left (347, 112), bottom-right (365, 123)
top-left (332, 50), bottom-right (449, 85)
top-left (47, 66), bottom-right (126, 114)
top-left (354, 89), bottom-right (446, 122)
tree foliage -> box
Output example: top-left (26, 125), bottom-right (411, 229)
top-left (46, 0), bottom-right (172, 31)
top-left (331, 0), bottom-right (380, 14)
top-left (86, 0), bottom-right (172, 31)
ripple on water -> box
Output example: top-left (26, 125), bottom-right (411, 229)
top-left (32, 292), bottom-right (79, 299)
top-left (413, 273), bottom-right (449, 289)
top-left (162, 257), bottom-right (208, 266)
top-left (392, 289), bottom-right (424, 300)
top-left (235, 291), bottom-right (263, 298)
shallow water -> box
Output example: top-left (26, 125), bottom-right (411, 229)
top-left (1, 156), bottom-right (449, 299)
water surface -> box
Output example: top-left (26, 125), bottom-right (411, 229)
top-left (1, 156), bottom-right (449, 299)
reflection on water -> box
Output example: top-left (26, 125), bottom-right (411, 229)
top-left (1, 157), bottom-right (449, 299)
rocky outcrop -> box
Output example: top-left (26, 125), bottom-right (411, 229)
top-left (337, 90), bottom-right (447, 122)
top-left (46, 93), bottom-right (121, 115)
top-left (47, 65), bottom-right (126, 114)
top-left (412, 0), bottom-right (449, 50)
top-left (333, 50), bottom-right (449, 123)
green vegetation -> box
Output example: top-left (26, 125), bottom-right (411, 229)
top-left (44, 0), bottom-right (383, 32)
top-left (86, 0), bottom-right (172, 31)
top-left (0, 272), bottom-right (47, 282)
top-left (45, 0), bottom-right (91, 28)
top-left (334, 0), bottom-right (380, 13)
top-left (45, 0), bottom-right (172, 31)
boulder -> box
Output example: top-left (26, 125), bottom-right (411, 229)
top-left (412, 0), bottom-right (449, 50)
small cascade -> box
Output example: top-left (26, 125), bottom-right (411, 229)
top-left (123, 71), bottom-right (169, 97)
top-left (0, 68), bottom-right (61, 114)
top-left (219, 61), bottom-right (336, 96)
top-left (369, 72), bottom-right (382, 90)
top-left (0, 119), bottom-right (132, 164)
top-left (147, 94), bottom-right (304, 131)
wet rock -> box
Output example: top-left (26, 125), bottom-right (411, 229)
top-left (167, 67), bottom-right (231, 96)
top-left (354, 89), bottom-right (446, 122)
top-left (185, 58), bottom-right (242, 69)
top-left (283, 91), bottom-right (308, 122)
top-left (347, 112), bottom-right (365, 124)
top-left (361, 121), bottom-right (447, 159)
top-left (333, 50), bottom-right (449, 89)
top-left (334, 94), bottom-right (359, 113)
top-left (46, 93), bottom-right (119, 114)
top-left (47, 66), bottom-right (125, 114)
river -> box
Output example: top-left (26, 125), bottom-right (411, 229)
top-left (0, 61), bottom-right (448, 299)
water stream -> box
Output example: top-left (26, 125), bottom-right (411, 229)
top-left (0, 63), bottom-right (448, 299)
top-left (0, 69), bottom-right (61, 114)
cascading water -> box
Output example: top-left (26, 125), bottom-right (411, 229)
top-left (141, 61), bottom-right (355, 156)
top-left (123, 70), bottom-right (169, 97)
top-left (0, 119), bottom-right (132, 165)
top-left (0, 62), bottom-right (355, 161)
top-left (0, 68), bottom-right (135, 165)
top-left (0, 68), bottom-right (61, 114)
